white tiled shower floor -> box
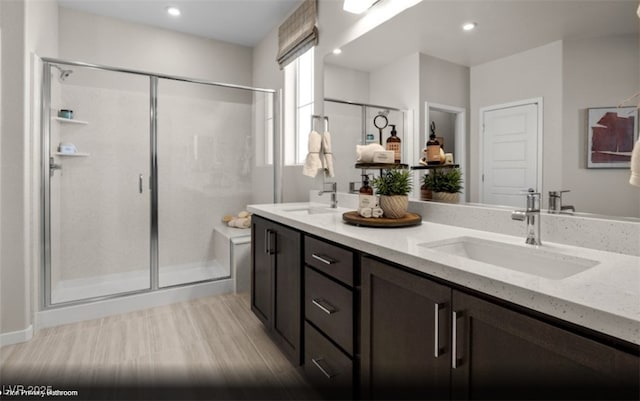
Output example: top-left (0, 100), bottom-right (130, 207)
top-left (51, 260), bottom-right (229, 304)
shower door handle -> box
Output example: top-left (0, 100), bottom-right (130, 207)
top-left (49, 157), bottom-right (62, 176)
top-left (139, 174), bottom-right (143, 194)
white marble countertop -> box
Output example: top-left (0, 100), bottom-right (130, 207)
top-left (248, 202), bottom-right (640, 346)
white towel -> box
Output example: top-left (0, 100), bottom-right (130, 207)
top-left (356, 143), bottom-right (385, 163)
top-left (303, 130), bottom-right (323, 177)
top-left (322, 131), bottom-right (335, 178)
top-left (630, 138), bottom-right (640, 187)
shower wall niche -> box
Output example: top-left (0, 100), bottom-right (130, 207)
top-left (43, 60), bottom-right (275, 306)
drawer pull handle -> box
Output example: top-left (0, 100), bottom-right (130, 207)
top-left (311, 253), bottom-right (336, 265)
top-left (311, 357), bottom-right (335, 379)
top-left (312, 298), bottom-right (337, 315)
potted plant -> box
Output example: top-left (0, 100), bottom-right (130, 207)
top-left (425, 168), bottom-right (463, 203)
top-left (372, 168), bottom-right (413, 218)
top-left (421, 173), bottom-right (435, 201)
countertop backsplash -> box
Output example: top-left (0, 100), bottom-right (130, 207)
top-left (310, 191), bottom-right (640, 257)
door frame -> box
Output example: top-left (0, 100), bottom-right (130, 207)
top-left (478, 97), bottom-right (543, 204)
top-left (424, 102), bottom-right (467, 201)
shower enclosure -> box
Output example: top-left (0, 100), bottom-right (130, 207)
top-left (42, 59), bottom-right (275, 307)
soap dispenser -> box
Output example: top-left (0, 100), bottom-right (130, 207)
top-left (386, 124), bottom-right (401, 163)
top-left (359, 174), bottom-right (376, 209)
top-left (426, 121), bottom-right (441, 165)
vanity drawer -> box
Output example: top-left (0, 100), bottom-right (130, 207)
top-left (304, 321), bottom-right (353, 399)
top-left (305, 236), bottom-right (354, 287)
top-left (305, 266), bottom-right (353, 355)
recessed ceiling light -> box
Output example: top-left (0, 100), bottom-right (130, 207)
top-left (462, 22), bottom-right (477, 31)
top-left (332, 48), bottom-right (343, 55)
top-left (166, 6), bottom-right (181, 17)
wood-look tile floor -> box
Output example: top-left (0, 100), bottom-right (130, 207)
top-left (0, 293), bottom-right (319, 400)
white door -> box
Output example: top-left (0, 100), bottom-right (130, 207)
top-left (481, 102), bottom-right (540, 208)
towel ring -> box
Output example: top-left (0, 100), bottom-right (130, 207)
top-left (373, 114), bottom-right (388, 130)
top-left (311, 115), bottom-right (330, 132)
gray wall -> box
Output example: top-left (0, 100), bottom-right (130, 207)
top-left (324, 63), bottom-right (370, 103)
top-left (1, 0), bottom-right (29, 337)
top-left (562, 34), bottom-right (639, 218)
top-left (1, 0), bottom-right (59, 338)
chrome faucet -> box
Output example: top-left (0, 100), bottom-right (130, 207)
top-left (511, 189), bottom-right (542, 246)
top-left (319, 181), bottom-right (338, 208)
top-left (548, 190), bottom-right (575, 214)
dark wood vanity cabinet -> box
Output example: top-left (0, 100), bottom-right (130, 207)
top-left (360, 256), bottom-right (452, 400)
top-left (360, 256), bottom-right (639, 400)
top-left (251, 215), bottom-right (303, 365)
top-left (451, 290), bottom-right (639, 400)
top-left (250, 216), bottom-right (639, 400)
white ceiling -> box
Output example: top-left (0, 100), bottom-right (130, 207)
top-left (326, 0), bottom-right (639, 71)
top-left (58, 0), bottom-right (303, 47)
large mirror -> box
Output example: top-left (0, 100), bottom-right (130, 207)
top-left (323, 0), bottom-right (639, 220)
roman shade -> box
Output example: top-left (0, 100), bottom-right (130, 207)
top-left (277, 0), bottom-right (318, 69)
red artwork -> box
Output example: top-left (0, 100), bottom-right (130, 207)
top-left (589, 109), bottom-right (637, 166)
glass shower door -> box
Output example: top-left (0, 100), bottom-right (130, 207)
top-left (156, 78), bottom-right (257, 287)
top-left (47, 64), bottom-right (151, 304)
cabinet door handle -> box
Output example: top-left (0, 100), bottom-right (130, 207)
top-left (434, 303), bottom-right (443, 358)
top-left (312, 298), bottom-right (337, 315)
top-left (311, 253), bottom-right (336, 265)
top-left (265, 229), bottom-right (275, 255)
top-left (311, 357), bottom-right (335, 379)
top-left (139, 174), bottom-right (143, 194)
top-left (452, 310), bottom-right (462, 369)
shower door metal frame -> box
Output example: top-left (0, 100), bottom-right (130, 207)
top-left (41, 57), bottom-right (277, 309)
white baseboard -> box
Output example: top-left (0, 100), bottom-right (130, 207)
top-left (0, 325), bottom-right (33, 347)
top-left (36, 278), bottom-right (233, 330)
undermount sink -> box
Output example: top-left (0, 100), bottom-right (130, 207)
top-left (419, 236), bottom-right (599, 280)
top-left (283, 206), bottom-right (342, 215)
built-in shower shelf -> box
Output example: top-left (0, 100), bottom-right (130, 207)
top-left (55, 152), bottom-right (90, 157)
top-left (54, 117), bottom-right (88, 125)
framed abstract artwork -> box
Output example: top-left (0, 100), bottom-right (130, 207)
top-left (587, 107), bottom-right (638, 168)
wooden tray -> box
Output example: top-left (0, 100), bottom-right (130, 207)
top-left (342, 211), bottom-right (422, 228)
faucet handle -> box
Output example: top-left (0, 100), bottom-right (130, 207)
top-left (549, 190), bottom-right (570, 197)
top-left (323, 181), bottom-right (337, 191)
top-left (519, 188), bottom-right (540, 196)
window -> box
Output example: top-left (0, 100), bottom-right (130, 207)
top-left (284, 47), bottom-right (314, 165)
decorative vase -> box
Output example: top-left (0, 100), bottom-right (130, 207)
top-left (379, 195), bottom-right (409, 218)
top-left (432, 192), bottom-right (459, 203)
top-left (420, 186), bottom-right (432, 201)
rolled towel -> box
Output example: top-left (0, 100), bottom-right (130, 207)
top-left (372, 207), bottom-right (384, 218)
top-left (630, 138), bottom-right (640, 187)
top-left (229, 217), bottom-right (250, 229)
top-left (358, 207), bottom-right (373, 218)
top-left (356, 143), bottom-right (385, 163)
top-left (303, 130), bottom-right (323, 177)
top-left (322, 131), bottom-right (335, 178)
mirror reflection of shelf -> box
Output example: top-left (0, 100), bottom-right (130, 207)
top-left (411, 164), bottom-right (459, 170)
top-left (355, 163), bottom-right (409, 169)
top-left (54, 117), bottom-right (88, 125)
top-left (54, 152), bottom-right (90, 157)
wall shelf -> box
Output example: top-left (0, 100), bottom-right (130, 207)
top-left (54, 117), bottom-right (89, 125)
top-left (54, 152), bottom-right (90, 157)
top-left (355, 163), bottom-right (408, 169)
top-left (411, 164), bottom-right (459, 170)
